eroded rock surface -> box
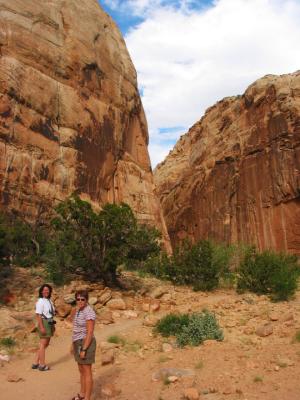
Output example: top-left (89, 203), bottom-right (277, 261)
top-left (155, 72), bottom-right (300, 254)
top-left (0, 0), bottom-right (169, 245)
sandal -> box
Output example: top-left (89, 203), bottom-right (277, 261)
top-left (71, 394), bottom-right (85, 400)
top-left (38, 365), bottom-right (50, 371)
top-left (31, 363), bottom-right (39, 369)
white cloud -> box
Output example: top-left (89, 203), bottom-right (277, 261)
top-left (148, 141), bottom-right (171, 169)
top-left (120, 0), bottom-right (300, 167)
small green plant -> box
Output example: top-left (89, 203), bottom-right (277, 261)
top-left (124, 340), bottom-right (143, 353)
top-left (157, 355), bottom-right (172, 363)
top-left (0, 337), bottom-right (16, 347)
top-left (278, 361), bottom-right (287, 368)
top-left (107, 335), bottom-right (126, 345)
top-left (155, 311), bottom-right (223, 348)
top-left (163, 376), bottom-right (170, 386)
top-left (253, 375), bottom-right (263, 383)
top-left (293, 330), bottom-right (300, 343)
top-left (195, 360), bottom-right (204, 369)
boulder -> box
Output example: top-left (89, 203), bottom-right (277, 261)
top-left (152, 368), bottom-right (195, 381)
top-left (106, 299), bottom-right (126, 311)
top-left (150, 300), bottom-right (160, 312)
top-left (183, 388), bottom-right (200, 400)
top-left (150, 287), bottom-right (168, 299)
top-left (97, 309), bottom-right (114, 325)
top-left (143, 315), bottom-right (159, 327)
top-left (63, 294), bottom-right (76, 305)
top-left (98, 289), bottom-right (112, 305)
top-left (256, 323), bottom-right (273, 337)
top-left (88, 297), bottom-right (98, 306)
top-left (101, 349), bottom-right (115, 365)
top-left (162, 343), bottom-right (173, 353)
top-left (123, 310), bottom-right (138, 319)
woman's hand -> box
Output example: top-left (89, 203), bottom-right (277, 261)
top-left (79, 350), bottom-right (86, 359)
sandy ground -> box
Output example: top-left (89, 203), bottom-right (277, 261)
top-left (1, 286), bottom-right (300, 400)
top-left (0, 319), bottom-right (140, 400)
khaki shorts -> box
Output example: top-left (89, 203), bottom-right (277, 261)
top-left (73, 337), bottom-right (96, 365)
top-left (37, 319), bottom-right (54, 338)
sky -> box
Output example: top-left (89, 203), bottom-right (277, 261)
top-left (99, 0), bottom-right (300, 167)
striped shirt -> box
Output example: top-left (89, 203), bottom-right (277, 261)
top-left (72, 305), bottom-right (96, 342)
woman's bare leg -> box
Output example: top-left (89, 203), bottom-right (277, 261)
top-left (82, 364), bottom-right (93, 400)
top-left (35, 338), bottom-right (50, 365)
top-left (78, 364), bottom-right (85, 398)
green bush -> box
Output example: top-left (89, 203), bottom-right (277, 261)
top-left (142, 239), bottom-right (234, 291)
top-left (155, 311), bottom-right (224, 347)
top-left (176, 310), bottom-right (224, 347)
top-left (45, 195), bottom-right (161, 285)
top-left (0, 212), bottom-right (46, 271)
top-left (0, 337), bottom-right (16, 347)
top-left (155, 313), bottom-right (190, 337)
top-left (237, 249), bottom-right (299, 301)
top-left (142, 251), bottom-right (172, 280)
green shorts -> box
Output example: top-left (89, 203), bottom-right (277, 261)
top-left (37, 319), bottom-right (54, 338)
top-left (73, 338), bottom-right (96, 365)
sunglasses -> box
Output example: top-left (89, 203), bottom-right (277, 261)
top-left (76, 298), bottom-right (87, 302)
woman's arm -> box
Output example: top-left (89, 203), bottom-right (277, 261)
top-left (36, 314), bottom-right (46, 334)
top-left (80, 320), bottom-right (95, 359)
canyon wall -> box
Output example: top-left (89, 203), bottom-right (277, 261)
top-left (0, 0), bottom-right (169, 245)
top-left (155, 72), bottom-right (300, 255)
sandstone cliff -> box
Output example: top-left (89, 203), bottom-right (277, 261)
top-left (0, 0), bottom-right (169, 245)
top-left (155, 72), bottom-right (300, 255)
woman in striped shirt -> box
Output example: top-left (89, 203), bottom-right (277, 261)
top-left (71, 290), bottom-right (96, 400)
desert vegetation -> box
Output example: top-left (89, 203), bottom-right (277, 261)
top-left (155, 310), bottom-right (224, 347)
top-left (0, 195), bottom-right (299, 302)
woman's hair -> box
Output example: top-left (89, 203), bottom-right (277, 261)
top-left (75, 289), bottom-right (89, 301)
top-left (38, 284), bottom-right (53, 298)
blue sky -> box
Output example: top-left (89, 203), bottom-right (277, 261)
top-left (100, 1), bottom-right (213, 34)
top-left (99, 0), bottom-right (300, 167)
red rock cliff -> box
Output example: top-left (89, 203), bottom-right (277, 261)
top-left (155, 72), bottom-right (300, 255)
top-left (0, 0), bottom-right (169, 245)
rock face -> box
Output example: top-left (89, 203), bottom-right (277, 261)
top-left (155, 72), bottom-right (300, 255)
top-left (0, 0), bottom-right (169, 244)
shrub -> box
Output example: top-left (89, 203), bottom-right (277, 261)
top-left (155, 313), bottom-right (190, 337)
top-left (0, 212), bottom-right (46, 272)
top-left (142, 239), bottom-right (235, 291)
top-left (237, 249), bottom-right (299, 301)
top-left (176, 310), bottom-right (224, 347)
top-left (45, 195), bottom-right (161, 284)
top-left (142, 251), bottom-right (172, 280)
top-left (155, 311), bottom-right (223, 347)
top-left (187, 240), bottom-right (220, 291)
top-left (0, 337), bottom-right (16, 347)
top-left (107, 335), bottom-right (126, 345)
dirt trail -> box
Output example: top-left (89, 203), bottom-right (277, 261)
top-left (2, 286), bottom-right (300, 400)
top-left (0, 287), bottom-right (231, 400)
top-left (1, 318), bottom-right (141, 400)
